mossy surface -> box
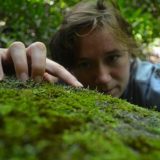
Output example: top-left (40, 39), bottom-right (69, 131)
top-left (0, 78), bottom-right (160, 160)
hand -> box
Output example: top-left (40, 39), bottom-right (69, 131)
top-left (0, 41), bottom-right (83, 87)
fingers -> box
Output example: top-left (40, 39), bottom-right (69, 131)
top-left (0, 54), bottom-right (4, 80)
top-left (43, 72), bottom-right (58, 83)
top-left (27, 42), bottom-right (46, 82)
top-left (8, 42), bottom-right (29, 81)
top-left (46, 58), bottom-right (83, 87)
top-left (2, 41), bottom-right (46, 82)
top-left (1, 41), bottom-right (82, 88)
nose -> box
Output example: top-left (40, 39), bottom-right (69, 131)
top-left (94, 64), bottom-right (112, 85)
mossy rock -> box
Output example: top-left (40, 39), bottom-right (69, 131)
top-left (0, 78), bottom-right (160, 160)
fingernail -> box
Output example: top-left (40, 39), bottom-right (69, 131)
top-left (75, 81), bottom-right (83, 87)
top-left (20, 73), bottom-right (28, 82)
top-left (35, 76), bottom-right (42, 83)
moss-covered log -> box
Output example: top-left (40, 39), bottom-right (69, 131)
top-left (0, 79), bottom-right (160, 160)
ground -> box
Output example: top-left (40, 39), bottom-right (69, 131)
top-left (0, 78), bottom-right (160, 160)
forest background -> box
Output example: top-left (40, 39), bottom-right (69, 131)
top-left (0, 1), bottom-right (160, 158)
top-left (0, 0), bottom-right (160, 58)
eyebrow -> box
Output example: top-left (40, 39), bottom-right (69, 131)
top-left (77, 49), bottom-right (125, 61)
top-left (104, 49), bottom-right (122, 55)
top-left (76, 57), bottom-right (91, 62)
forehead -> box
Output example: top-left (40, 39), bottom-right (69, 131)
top-left (76, 28), bottom-right (125, 58)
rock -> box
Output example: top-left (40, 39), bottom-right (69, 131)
top-left (0, 79), bottom-right (160, 160)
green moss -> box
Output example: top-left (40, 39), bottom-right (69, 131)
top-left (0, 78), bottom-right (160, 160)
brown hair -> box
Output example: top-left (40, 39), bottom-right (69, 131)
top-left (50, 0), bottom-right (138, 69)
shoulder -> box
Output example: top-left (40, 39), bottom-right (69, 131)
top-left (132, 58), bottom-right (157, 79)
top-left (132, 58), bottom-right (160, 86)
top-left (123, 58), bottom-right (160, 110)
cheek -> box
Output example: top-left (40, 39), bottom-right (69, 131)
top-left (112, 60), bottom-right (130, 83)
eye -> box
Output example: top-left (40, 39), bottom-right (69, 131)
top-left (77, 61), bottom-right (92, 69)
top-left (76, 61), bottom-right (92, 70)
top-left (105, 54), bottom-right (122, 65)
top-left (109, 55), bottom-right (121, 62)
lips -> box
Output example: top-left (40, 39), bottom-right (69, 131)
top-left (99, 87), bottom-right (117, 96)
top-left (86, 85), bottom-right (118, 97)
top-left (101, 88), bottom-right (114, 94)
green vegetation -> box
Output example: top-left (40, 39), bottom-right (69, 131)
top-left (118, 0), bottom-right (160, 44)
top-left (0, 1), bottom-right (160, 159)
top-left (0, 0), bottom-right (81, 50)
top-left (0, 0), bottom-right (160, 50)
top-left (0, 78), bottom-right (160, 160)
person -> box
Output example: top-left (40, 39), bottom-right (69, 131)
top-left (0, 0), bottom-right (160, 111)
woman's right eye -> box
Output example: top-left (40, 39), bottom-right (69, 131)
top-left (77, 61), bottom-right (91, 70)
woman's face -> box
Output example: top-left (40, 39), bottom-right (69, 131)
top-left (72, 28), bottom-right (131, 97)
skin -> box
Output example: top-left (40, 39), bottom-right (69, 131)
top-left (0, 28), bottom-right (131, 98)
top-left (72, 28), bottom-right (131, 97)
top-left (0, 42), bottom-right (83, 87)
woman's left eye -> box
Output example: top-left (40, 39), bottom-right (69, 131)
top-left (108, 55), bottom-right (121, 62)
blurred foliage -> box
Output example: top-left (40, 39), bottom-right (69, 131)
top-left (0, 0), bottom-right (160, 53)
top-left (118, 0), bottom-right (160, 44)
top-left (0, 0), bottom-right (80, 49)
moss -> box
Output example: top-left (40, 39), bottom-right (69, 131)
top-left (0, 78), bottom-right (160, 160)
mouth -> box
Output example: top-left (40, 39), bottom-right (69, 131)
top-left (99, 87), bottom-right (117, 96)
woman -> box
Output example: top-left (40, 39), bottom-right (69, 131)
top-left (0, 0), bottom-right (160, 110)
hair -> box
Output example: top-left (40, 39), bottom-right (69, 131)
top-left (50, 0), bottom-right (139, 69)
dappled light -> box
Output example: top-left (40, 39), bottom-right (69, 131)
top-left (0, 0), bottom-right (160, 58)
